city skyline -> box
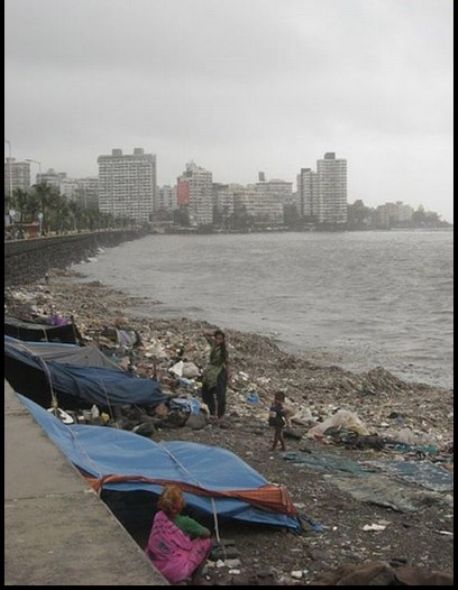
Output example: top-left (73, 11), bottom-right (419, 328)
top-left (5, 0), bottom-right (453, 221)
top-left (3, 150), bottom-right (449, 223)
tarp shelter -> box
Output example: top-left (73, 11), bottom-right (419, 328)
top-left (5, 338), bottom-right (169, 410)
top-left (5, 315), bottom-right (80, 344)
top-left (4, 336), bottom-right (122, 370)
top-left (19, 394), bottom-right (301, 532)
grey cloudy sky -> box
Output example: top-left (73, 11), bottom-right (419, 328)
top-left (5, 0), bottom-right (453, 220)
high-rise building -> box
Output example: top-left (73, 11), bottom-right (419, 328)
top-left (97, 148), bottom-right (156, 222)
top-left (296, 168), bottom-right (319, 218)
top-left (4, 158), bottom-right (31, 195)
top-left (176, 161), bottom-right (213, 226)
top-left (316, 152), bottom-right (347, 223)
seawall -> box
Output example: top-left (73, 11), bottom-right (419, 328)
top-left (4, 229), bottom-right (149, 286)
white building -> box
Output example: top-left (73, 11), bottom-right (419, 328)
top-left (316, 152), bottom-right (347, 223)
top-left (4, 158), bottom-right (31, 195)
top-left (156, 185), bottom-right (177, 212)
top-left (258, 178), bottom-right (293, 206)
top-left (97, 148), bottom-right (156, 222)
top-left (234, 184), bottom-right (284, 224)
top-left (177, 161), bottom-right (213, 226)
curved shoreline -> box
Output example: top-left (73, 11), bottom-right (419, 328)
top-left (6, 268), bottom-right (452, 443)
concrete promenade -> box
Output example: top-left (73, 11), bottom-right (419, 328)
top-left (4, 381), bottom-right (166, 585)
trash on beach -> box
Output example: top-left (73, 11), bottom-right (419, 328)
top-left (283, 450), bottom-right (373, 476)
top-left (47, 407), bottom-right (74, 424)
top-left (307, 409), bottom-right (369, 440)
top-left (246, 391), bottom-right (260, 404)
top-left (330, 473), bottom-right (448, 513)
top-left (365, 460), bottom-right (453, 492)
top-left (362, 523), bottom-right (386, 531)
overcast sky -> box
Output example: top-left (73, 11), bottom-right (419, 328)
top-left (5, 0), bottom-right (453, 220)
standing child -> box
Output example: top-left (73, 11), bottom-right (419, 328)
top-left (268, 391), bottom-right (291, 451)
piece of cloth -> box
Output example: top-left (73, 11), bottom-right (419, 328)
top-left (145, 510), bottom-right (212, 583)
top-left (365, 460), bottom-right (453, 492)
top-left (175, 514), bottom-right (210, 538)
top-left (202, 368), bottom-right (227, 418)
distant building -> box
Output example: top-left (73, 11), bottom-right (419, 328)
top-left (215, 183), bottom-right (243, 220)
top-left (60, 178), bottom-right (79, 201)
top-left (36, 168), bottom-right (67, 190)
top-left (316, 152), bottom-right (347, 223)
top-left (155, 185), bottom-right (176, 212)
top-left (4, 158), bottom-right (31, 195)
top-left (376, 201), bottom-right (414, 227)
top-left (259, 178), bottom-right (293, 206)
top-left (296, 168), bottom-right (319, 218)
top-left (176, 162), bottom-right (213, 226)
top-left (97, 148), bottom-right (157, 222)
top-left (75, 177), bottom-right (99, 208)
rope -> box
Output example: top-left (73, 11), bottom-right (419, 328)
top-left (157, 442), bottom-right (223, 549)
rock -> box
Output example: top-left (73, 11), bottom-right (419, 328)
top-left (132, 422), bottom-right (156, 437)
top-left (225, 558), bottom-right (241, 568)
top-left (185, 413), bottom-right (207, 430)
top-left (291, 570), bottom-right (303, 579)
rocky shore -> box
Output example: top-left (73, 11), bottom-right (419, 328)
top-left (4, 268), bottom-right (453, 585)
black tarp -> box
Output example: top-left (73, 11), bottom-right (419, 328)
top-left (4, 316), bottom-right (80, 344)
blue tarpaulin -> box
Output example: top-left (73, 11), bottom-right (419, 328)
top-left (18, 394), bottom-right (301, 531)
top-left (5, 340), bottom-right (168, 407)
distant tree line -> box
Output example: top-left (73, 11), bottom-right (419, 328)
top-left (4, 184), bottom-right (135, 238)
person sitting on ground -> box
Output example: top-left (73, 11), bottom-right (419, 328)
top-left (145, 485), bottom-right (213, 584)
top-left (202, 329), bottom-right (230, 425)
top-left (269, 391), bottom-right (292, 451)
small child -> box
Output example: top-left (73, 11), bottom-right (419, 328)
top-left (268, 391), bottom-right (291, 451)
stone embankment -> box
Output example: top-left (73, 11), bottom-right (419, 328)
top-left (4, 229), bottom-right (149, 286)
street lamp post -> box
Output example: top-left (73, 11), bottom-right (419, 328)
top-left (25, 159), bottom-right (44, 235)
top-left (5, 139), bottom-right (13, 200)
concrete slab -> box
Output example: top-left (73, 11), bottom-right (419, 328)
top-left (4, 382), bottom-right (167, 585)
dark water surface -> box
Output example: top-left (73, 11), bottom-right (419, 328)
top-left (74, 230), bottom-right (453, 389)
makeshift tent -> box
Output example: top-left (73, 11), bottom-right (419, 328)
top-left (19, 394), bottom-right (301, 531)
top-left (5, 315), bottom-right (80, 344)
top-left (5, 336), bottom-right (122, 370)
top-left (5, 339), bottom-right (169, 409)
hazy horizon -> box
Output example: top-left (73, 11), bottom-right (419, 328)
top-left (5, 0), bottom-right (453, 221)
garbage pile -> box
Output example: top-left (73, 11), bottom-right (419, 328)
top-left (4, 277), bottom-right (454, 452)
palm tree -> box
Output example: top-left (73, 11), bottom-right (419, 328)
top-left (32, 182), bottom-right (55, 235)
